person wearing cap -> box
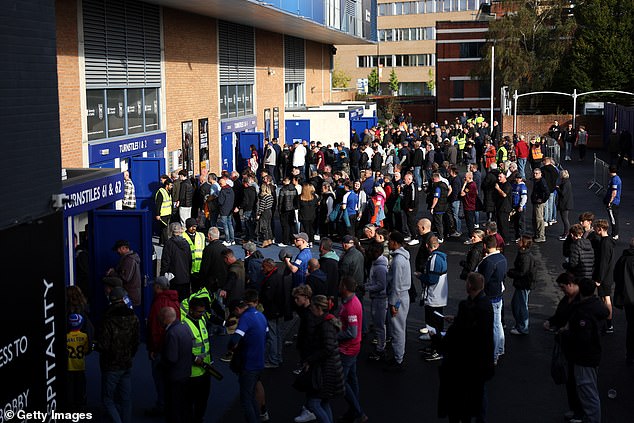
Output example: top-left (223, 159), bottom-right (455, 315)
top-left (284, 232), bottom-right (313, 288)
top-left (67, 313), bottom-right (90, 407)
top-left (160, 222), bottom-right (193, 301)
top-left (97, 286), bottom-right (140, 423)
top-left (385, 231), bottom-right (411, 371)
top-left (228, 289), bottom-right (269, 423)
top-left (183, 218), bottom-right (206, 288)
top-left (102, 276), bottom-right (133, 309)
top-left (155, 178), bottom-right (173, 245)
top-left (108, 240), bottom-right (142, 307)
top-left (146, 276), bottom-right (180, 416)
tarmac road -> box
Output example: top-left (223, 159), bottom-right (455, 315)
top-left (85, 149), bottom-right (634, 422)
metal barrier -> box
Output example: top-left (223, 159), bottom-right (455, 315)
top-left (588, 153), bottom-right (609, 195)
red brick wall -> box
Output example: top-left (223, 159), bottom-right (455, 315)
top-left (163, 8), bottom-right (219, 173)
top-left (508, 115), bottom-right (605, 148)
top-left (255, 29), bottom-right (285, 140)
top-left (305, 40), bottom-right (329, 107)
top-left (56, 0), bottom-right (83, 168)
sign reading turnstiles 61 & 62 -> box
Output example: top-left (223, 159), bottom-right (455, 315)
top-left (62, 173), bottom-right (124, 216)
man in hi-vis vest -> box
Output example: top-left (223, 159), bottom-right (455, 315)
top-left (184, 217), bottom-right (206, 289)
top-left (155, 178), bottom-right (173, 245)
top-left (183, 297), bottom-right (213, 423)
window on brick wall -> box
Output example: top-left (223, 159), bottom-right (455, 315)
top-left (86, 87), bottom-right (160, 141)
top-left (219, 21), bottom-right (255, 119)
top-left (453, 80), bottom-right (464, 98)
top-left (83, 0), bottom-right (161, 141)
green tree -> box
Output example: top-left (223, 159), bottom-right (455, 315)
top-left (389, 68), bottom-right (399, 93)
top-left (477, 0), bottom-right (576, 94)
top-left (332, 69), bottom-right (351, 88)
top-left (427, 69), bottom-right (435, 93)
top-left (368, 68), bottom-right (379, 94)
top-left (566, 0), bottom-right (634, 93)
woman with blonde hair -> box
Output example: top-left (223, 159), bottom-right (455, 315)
top-left (256, 182), bottom-right (274, 247)
top-left (299, 183), bottom-right (319, 246)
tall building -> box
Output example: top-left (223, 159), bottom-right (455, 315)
top-left (57, 0), bottom-right (376, 173)
top-left (335, 0), bottom-right (485, 97)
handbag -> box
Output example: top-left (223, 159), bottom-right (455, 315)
top-left (550, 333), bottom-right (568, 385)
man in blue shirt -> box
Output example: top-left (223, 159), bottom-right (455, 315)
top-left (284, 232), bottom-right (313, 287)
top-left (511, 174), bottom-right (528, 241)
top-left (604, 165), bottom-right (622, 240)
top-left (228, 290), bottom-right (269, 423)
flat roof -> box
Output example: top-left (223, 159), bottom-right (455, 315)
top-left (145, 0), bottom-right (375, 45)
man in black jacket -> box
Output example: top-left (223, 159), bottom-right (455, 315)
top-left (494, 172), bottom-right (512, 244)
top-left (400, 173), bottom-right (418, 241)
top-left (561, 278), bottom-right (608, 423)
top-left (98, 287), bottom-right (140, 423)
top-left (240, 178), bottom-right (257, 242)
top-left (218, 177), bottom-right (236, 246)
top-left (199, 227), bottom-right (227, 292)
top-left (614, 239), bottom-right (634, 365)
top-left (438, 272), bottom-right (493, 422)
top-left (178, 170), bottom-right (194, 227)
top-left (160, 222), bottom-right (192, 301)
top-left (541, 157), bottom-right (559, 225)
top-left (278, 176), bottom-right (298, 247)
top-left (593, 219), bottom-right (616, 333)
top-left (531, 168), bottom-right (549, 242)
top-left (260, 258), bottom-right (287, 368)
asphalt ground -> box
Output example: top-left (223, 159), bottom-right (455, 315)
top-left (84, 148), bottom-right (634, 422)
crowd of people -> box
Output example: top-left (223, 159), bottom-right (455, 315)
top-left (64, 112), bottom-right (634, 423)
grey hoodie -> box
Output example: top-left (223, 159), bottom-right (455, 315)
top-left (387, 247), bottom-right (412, 305)
top-left (366, 255), bottom-right (388, 299)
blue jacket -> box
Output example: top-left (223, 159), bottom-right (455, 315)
top-left (476, 252), bottom-right (507, 299)
top-left (420, 251), bottom-right (447, 286)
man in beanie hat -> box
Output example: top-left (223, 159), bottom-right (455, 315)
top-left (183, 217), bottom-right (206, 289)
top-left (97, 286), bottom-right (140, 423)
top-left (67, 313), bottom-right (90, 407)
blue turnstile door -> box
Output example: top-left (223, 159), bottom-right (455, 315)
top-left (285, 119), bottom-right (310, 145)
top-left (89, 209), bottom-right (154, 326)
top-left (221, 133), bottom-right (234, 171)
top-left (129, 157), bottom-right (164, 212)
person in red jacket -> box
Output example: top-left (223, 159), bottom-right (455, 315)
top-left (515, 135), bottom-right (529, 179)
top-left (146, 276), bottom-right (180, 416)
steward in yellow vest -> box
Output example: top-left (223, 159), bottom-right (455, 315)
top-left (183, 297), bottom-right (213, 421)
top-left (155, 178), bottom-right (173, 244)
top-left (183, 218), bottom-right (206, 275)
